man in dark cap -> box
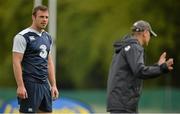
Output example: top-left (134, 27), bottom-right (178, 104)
top-left (107, 20), bottom-right (174, 113)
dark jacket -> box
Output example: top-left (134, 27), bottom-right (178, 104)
top-left (107, 35), bottom-right (169, 112)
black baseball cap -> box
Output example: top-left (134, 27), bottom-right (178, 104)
top-left (131, 20), bottom-right (157, 37)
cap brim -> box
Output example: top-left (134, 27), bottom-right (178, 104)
top-left (150, 30), bottom-right (157, 37)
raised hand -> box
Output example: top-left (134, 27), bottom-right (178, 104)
top-left (166, 58), bottom-right (174, 71)
top-left (158, 52), bottom-right (166, 65)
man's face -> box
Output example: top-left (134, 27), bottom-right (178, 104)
top-left (33, 10), bottom-right (49, 30)
top-left (143, 30), bottom-right (151, 46)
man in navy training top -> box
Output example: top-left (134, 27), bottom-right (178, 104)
top-left (12, 5), bottom-right (59, 113)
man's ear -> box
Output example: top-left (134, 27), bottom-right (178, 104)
top-left (143, 30), bottom-right (148, 37)
top-left (32, 15), bottom-right (35, 20)
top-left (142, 31), bottom-right (146, 38)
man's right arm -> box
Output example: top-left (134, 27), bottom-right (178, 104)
top-left (12, 34), bottom-right (28, 99)
top-left (13, 52), bottom-right (28, 99)
top-left (13, 52), bottom-right (24, 87)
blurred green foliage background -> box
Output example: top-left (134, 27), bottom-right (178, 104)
top-left (0, 0), bottom-right (180, 112)
top-left (59, 0), bottom-right (180, 89)
top-left (1, 0), bottom-right (179, 89)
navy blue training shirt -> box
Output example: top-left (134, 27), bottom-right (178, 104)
top-left (13, 28), bottom-right (52, 82)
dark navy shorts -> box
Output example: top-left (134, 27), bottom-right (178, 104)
top-left (18, 81), bottom-right (52, 113)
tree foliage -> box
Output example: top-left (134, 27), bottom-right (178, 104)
top-left (0, 0), bottom-right (179, 89)
top-left (0, 0), bottom-right (33, 86)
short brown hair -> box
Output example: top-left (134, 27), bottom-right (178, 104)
top-left (32, 5), bottom-right (48, 16)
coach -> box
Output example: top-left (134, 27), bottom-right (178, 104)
top-left (107, 20), bottom-right (174, 113)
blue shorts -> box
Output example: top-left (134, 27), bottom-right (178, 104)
top-left (18, 81), bottom-right (52, 113)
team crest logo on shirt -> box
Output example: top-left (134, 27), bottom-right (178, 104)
top-left (124, 45), bottom-right (131, 51)
top-left (29, 36), bottom-right (36, 41)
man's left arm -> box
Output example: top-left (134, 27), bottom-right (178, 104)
top-left (48, 54), bottom-right (59, 100)
top-left (125, 45), bottom-right (172, 79)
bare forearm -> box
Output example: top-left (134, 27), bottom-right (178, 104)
top-left (13, 59), bottom-right (28, 99)
top-left (13, 61), bottom-right (24, 87)
top-left (13, 52), bottom-right (24, 87)
top-left (48, 72), bottom-right (56, 87)
top-left (48, 76), bottom-right (56, 87)
top-left (48, 57), bottom-right (57, 87)
top-left (48, 55), bottom-right (59, 99)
